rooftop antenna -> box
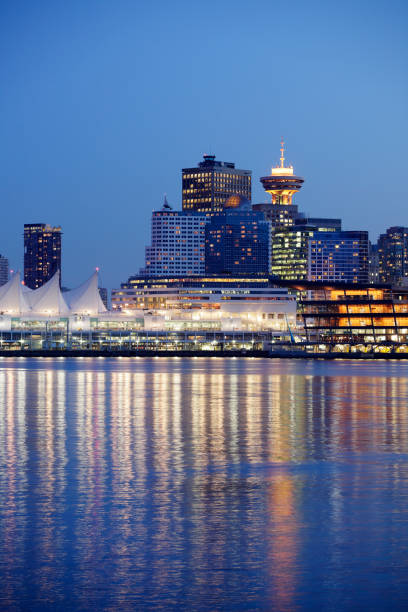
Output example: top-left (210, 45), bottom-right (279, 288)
top-left (280, 137), bottom-right (285, 168)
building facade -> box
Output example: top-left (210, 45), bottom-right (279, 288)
top-left (111, 275), bottom-right (296, 339)
top-left (270, 219), bottom-right (341, 281)
top-left (378, 227), bottom-right (408, 285)
top-left (0, 255), bottom-right (9, 287)
top-left (205, 198), bottom-right (270, 275)
top-left (308, 231), bottom-right (369, 283)
top-left (24, 224), bottom-right (62, 289)
top-left (296, 281), bottom-right (408, 351)
top-left (140, 208), bottom-right (208, 277)
top-left (182, 154), bottom-right (251, 214)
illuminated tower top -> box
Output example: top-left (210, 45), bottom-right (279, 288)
top-left (260, 140), bottom-right (304, 205)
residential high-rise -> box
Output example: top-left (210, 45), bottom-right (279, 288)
top-left (0, 254), bottom-right (9, 287)
top-left (205, 196), bottom-right (270, 275)
top-left (378, 227), bottom-right (408, 285)
top-left (254, 140), bottom-right (304, 229)
top-left (140, 200), bottom-right (208, 277)
top-left (24, 224), bottom-right (62, 289)
top-left (182, 154), bottom-right (251, 214)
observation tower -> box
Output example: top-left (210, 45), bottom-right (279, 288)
top-left (260, 140), bottom-right (304, 205)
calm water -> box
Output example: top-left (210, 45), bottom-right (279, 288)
top-left (0, 357), bottom-right (408, 611)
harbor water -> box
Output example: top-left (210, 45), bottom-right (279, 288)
top-left (0, 357), bottom-right (408, 610)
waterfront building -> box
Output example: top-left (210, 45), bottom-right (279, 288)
top-left (378, 226), bottom-right (408, 285)
top-left (24, 223), bottom-right (62, 289)
top-left (0, 255), bottom-right (9, 287)
top-left (254, 140), bottom-right (304, 230)
top-left (140, 203), bottom-right (208, 276)
top-left (294, 279), bottom-right (408, 351)
top-left (182, 154), bottom-right (251, 214)
top-left (111, 274), bottom-right (296, 338)
top-left (205, 196), bottom-right (270, 275)
top-left (2, 271), bottom-right (408, 354)
top-left (0, 271), bottom-right (298, 350)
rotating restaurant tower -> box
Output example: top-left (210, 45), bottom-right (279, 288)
top-left (254, 140), bottom-right (304, 229)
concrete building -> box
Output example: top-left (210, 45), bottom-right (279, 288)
top-left (140, 202), bottom-right (208, 276)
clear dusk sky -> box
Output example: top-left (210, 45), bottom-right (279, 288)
top-left (0, 0), bottom-right (407, 290)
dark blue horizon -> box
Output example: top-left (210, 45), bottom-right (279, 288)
top-left (0, 0), bottom-right (407, 291)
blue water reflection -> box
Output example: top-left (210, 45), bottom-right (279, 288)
top-left (0, 357), bottom-right (408, 610)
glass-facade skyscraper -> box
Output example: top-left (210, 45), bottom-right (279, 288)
top-left (24, 224), bottom-right (62, 289)
top-left (205, 198), bottom-right (270, 275)
top-left (270, 218), bottom-right (369, 283)
top-left (308, 231), bottom-right (369, 283)
top-left (182, 154), bottom-right (251, 214)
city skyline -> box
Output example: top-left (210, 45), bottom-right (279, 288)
top-left (0, 0), bottom-right (407, 289)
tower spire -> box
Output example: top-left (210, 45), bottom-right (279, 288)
top-left (280, 138), bottom-right (285, 168)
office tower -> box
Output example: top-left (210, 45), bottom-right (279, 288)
top-left (0, 255), bottom-right (9, 287)
top-left (254, 140), bottom-right (304, 229)
top-left (182, 154), bottom-right (251, 214)
top-left (378, 227), bottom-right (408, 284)
top-left (271, 215), bottom-right (369, 283)
top-left (205, 196), bottom-right (270, 275)
top-left (140, 200), bottom-right (208, 276)
top-left (24, 224), bottom-right (62, 289)
top-left (271, 219), bottom-right (341, 281)
top-left (308, 231), bottom-right (369, 283)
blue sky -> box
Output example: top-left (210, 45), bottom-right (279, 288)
top-left (0, 0), bottom-right (407, 289)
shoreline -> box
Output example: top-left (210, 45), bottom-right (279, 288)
top-left (0, 349), bottom-right (408, 359)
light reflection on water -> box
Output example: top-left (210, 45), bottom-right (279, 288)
top-left (0, 357), bottom-right (408, 610)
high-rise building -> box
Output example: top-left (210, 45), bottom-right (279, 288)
top-left (182, 154), bottom-right (251, 214)
top-left (205, 196), bottom-right (270, 275)
top-left (24, 224), bottom-right (62, 289)
top-left (308, 231), bottom-right (369, 283)
top-left (140, 201), bottom-right (208, 277)
top-left (270, 219), bottom-right (341, 281)
top-left (0, 254), bottom-right (9, 287)
top-left (253, 140), bottom-right (304, 229)
top-left (378, 227), bottom-right (408, 285)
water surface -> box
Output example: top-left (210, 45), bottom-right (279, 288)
top-left (1, 357), bottom-right (408, 610)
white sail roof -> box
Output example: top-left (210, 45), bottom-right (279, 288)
top-left (0, 272), bottom-right (31, 315)
top-left (27, 271), bottom-right (70, 315)
top-left (64, 271), bottom-right (107, 315)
